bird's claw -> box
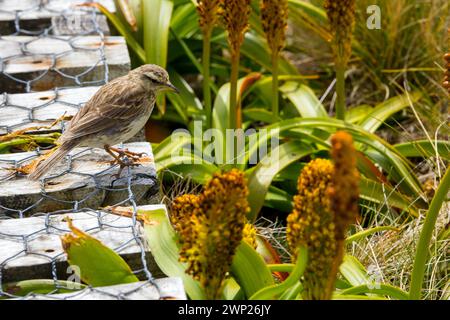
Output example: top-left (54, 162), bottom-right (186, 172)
top-left (110, 155), bottom-right (142, 169)
top-left (104, 145), bottom-right (146, 179)
top-left (119, 149), bottom-right (147, 161)
top-left (109, 155), bottom-right (142, 180)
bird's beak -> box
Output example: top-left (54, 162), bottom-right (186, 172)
top-left (164, 82), bottom-right (179, 94)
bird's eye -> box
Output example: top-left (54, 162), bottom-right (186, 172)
top-left (145, 74), bottom-right (160, 83)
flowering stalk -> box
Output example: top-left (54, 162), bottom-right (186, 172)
top-left (335, 64), bottom-right (346, 120)
top-left (221, 0), bottom-right (252, 129)
top-left (287, 131), bottom-right (360, 299)
top-left (230, 52), bottom-right (241, 129)
top-left (326, 131), bottom-right (360, 294)
top-left (261, 0), bottom-right (288, 118)
top-left (324, 0), bottom-right (356, 120)
top-left (197, 0), bottom-right (222, 128)
top-left (172, 169), bottom-right (250, 299)
top-left (287, 158), bottom-right (336, 300)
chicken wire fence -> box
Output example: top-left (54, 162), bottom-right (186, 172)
top-left (0, 0), bottom-right (107, 36)
top-left (0, 1), bottom-right (165, 300)
top-left (0, 0), bottom-right (111, 94)
top-left (0, 151), bottom-right (162, 299)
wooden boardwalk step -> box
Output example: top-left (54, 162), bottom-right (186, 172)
top-left (0, 142), bottom-right (160, 217)
top-left (0, 205), bottom-right (167, 284)
top-left (0, 35), bottom-right (130, 93)
top-left (15, 279), bottom-right (187, 300)
top-left (0, 0), bottom-right (114, 35)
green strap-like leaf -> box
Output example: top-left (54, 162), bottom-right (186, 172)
top-left (2, 280), bottom-right (87, 298)
top-left (359, 177), bottom-right (421, 216)
top-left (62, 222), bottom-right (139, 287)
top-left (410, 167), bottom-right (450, 300)
top-left (142, 0), bottom-right (173, 66)
top-left (279, 82), bottom-right (328, 118)
top-left (246, 141), bottom-right (315, 221)
top-left (170, 2), bottom-right (199, 38)
top-left (395, 140), bottom-right (450, 161)
top-left (288, 0), bottom-right (328, 24)
top-left (359, 92), bottom-right (422, 133)
top-left (142, 206), bottom-right (206, 300)
top-left (339, 255), bottom-right (372, 287)
top-left (243, 108), bottom-right (278, 124)
top-left (212, 75), bottom-right (262, 164)
top-left (166, 69), bottom-right (204, 125)
top-left (245, 118), bottom-right (424, 200)
top-left (346, 105), bottom-right (374, 124)
top-left (83, 2), bottom-right (146, 63)
top-left (159, 163), bottom-right (218, 184)
top-left (262, 177), bottom-right (419, 216)
top-left (345, 226), bottom-right (399, 244)
top-left (231, 242), bottom-right (275, 299)
top-left (214, 33), bottom-right (298, 75)
top-left (333, 294), bottom-right (387, 300)
top-left (338, 284), bottom-right (409, 300)
top-left (264, 186), bottom-right (294, 213)
top-left (153, 128), bottom-right (192, 160)
top-left (249, 247), bottom-right (308, 300)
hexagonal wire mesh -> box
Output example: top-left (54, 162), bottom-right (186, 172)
top-left (0, 0), bottom-right (165, 300)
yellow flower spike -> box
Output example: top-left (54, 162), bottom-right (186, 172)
top-left (286, 159), bottom-right (337, 300)
top-left (196, 0), bottom-right (222, 128)
top-left (221, 0), bottom-right (252, 56)
top-left (220, 0), bottom-right (252, 129)
top-left (329, 131), bottom-right (360, 240)
top-left (324, 0), bottom-right (356, 66)
top-left (324, 0), bottom-right (356, 120)
top-left (260, 0), bottom-right (289, 55)
top-left (325, 130), bottom-right (360, 296)
top-left (260, 0), bottom-right (288, 118)
top-left (197, 0), bottom-right (222, 35)
top-left (243, 223), bottom-right (258, 249)
top-left (287, 132), bottom-right (360, 300)
top-left (171, 194), bottom-right (200, 234)
top-left (174, 169), bottom-right (250, 300)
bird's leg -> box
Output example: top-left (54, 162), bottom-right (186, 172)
top-left (104, 144), bottom-right (142, 178)
top-left (106, 146), bottom-right (147, 161)
top-left (104, 144), bottom-right (124, 165)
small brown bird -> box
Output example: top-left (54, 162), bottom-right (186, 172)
top-left (29, 64), bottom-right (178, 180)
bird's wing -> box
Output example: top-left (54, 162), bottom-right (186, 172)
top-left (60, 79), bottom-right (151, 142)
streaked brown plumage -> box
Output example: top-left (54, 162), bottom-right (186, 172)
top-left (29, 64), bottom-right (178, 180)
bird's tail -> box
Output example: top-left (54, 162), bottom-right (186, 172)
top-left (28, 142), bottom-right (75, 180)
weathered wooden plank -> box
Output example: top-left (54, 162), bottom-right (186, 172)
top-left (0, 142), bottom-right (160, 217)
top-left (0, 36), bottom-right (130, 93)
top-left (0, 0), bottom-right (115, 35)
top-left (16, 279), bottom-right (187, 300)
top-left (0, 13), bottom-right (110, 36)
top-left (51, 15), bottom-right (110, 36)
top-left (0, 0), bottom-right (116, 21)
top-left (0, 208), bottom-right (166, 284)
top-left (0, 86), bottom-right (99, 134)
